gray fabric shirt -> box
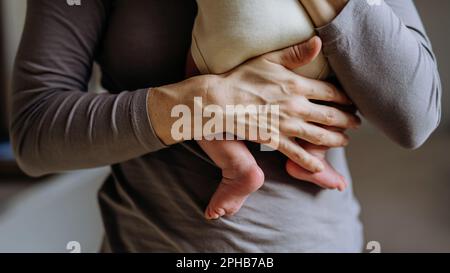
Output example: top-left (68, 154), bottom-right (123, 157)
top-left (10, 0), bottom-right (441, 252)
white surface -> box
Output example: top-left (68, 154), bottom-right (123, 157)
top-left (0, 168), bottom-right (109, 253)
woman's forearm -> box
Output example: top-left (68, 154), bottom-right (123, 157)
top-left (11, 0), bottom-right (169, 176)
top-left (312, 0), bottom-right (441, 148)
top-left (10, 86), bottom-right (168, 177)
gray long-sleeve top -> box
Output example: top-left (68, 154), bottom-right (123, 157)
top-left (10, 0), bottom-right (441, 252)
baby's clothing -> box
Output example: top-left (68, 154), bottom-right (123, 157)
top-left (191, 0), bottom-right (330, 79)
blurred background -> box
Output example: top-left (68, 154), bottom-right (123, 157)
top-left (0, 0), bottom-right (449, 253)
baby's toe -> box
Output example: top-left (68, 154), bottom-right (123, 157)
top-left (205, 207), bottom-right (226, 220)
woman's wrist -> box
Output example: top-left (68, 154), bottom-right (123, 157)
top-left (300, 0), bottom-right (349, 27)
top-left (147, 75), bottom-right (219, 145)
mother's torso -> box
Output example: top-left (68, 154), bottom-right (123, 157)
top-left (96, 0), bottom-right (363, 252)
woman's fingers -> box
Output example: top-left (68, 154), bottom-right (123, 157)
top-left (301, 102), bottom-right (361, 129)
top-left (277, 137), bottom-right (324, 173)
top-left (295, 77), bottom-right (352, 105)
top-left (281, 121), bottom-right (349, 147)
top-left (263, 36), bottom-right (322, 70)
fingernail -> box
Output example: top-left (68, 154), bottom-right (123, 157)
top-left (307, 37), bottom-right (317, 51)
top-left (341, 135), bottom-right (350, 146)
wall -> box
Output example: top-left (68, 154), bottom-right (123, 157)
top-left (0, 2), bottom-right (6, 138)
top-left (0, 0), bottom-right (26, 139)
top-left (415, 0), bottom-right (450, 128)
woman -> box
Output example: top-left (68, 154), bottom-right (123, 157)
top-left (10, 0), bottom-right (440, 252)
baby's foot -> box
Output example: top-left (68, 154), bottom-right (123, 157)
top-left (286, 143), bottom-right (347, 191)
top-left (205, 163), bottom-right (265, 220)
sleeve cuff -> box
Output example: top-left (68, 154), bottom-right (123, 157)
top-left (316, 0), bottom-right (378, 55)
top-left (131, 88), bottom-right (168, 153)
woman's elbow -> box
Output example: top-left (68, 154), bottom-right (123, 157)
top-left (393, 101), bottom-right (441, 150)
top-left (390, 71), bottom-right (442, 150)
top-left (15, 156), bottom-right (46, 178)
top-left (395, 120), bottom-right (439, 150)
top-left (9, 126), bottom-right (47, 178)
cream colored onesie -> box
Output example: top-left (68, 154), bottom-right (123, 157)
top-left (191, 0), bottom-right (330, 79)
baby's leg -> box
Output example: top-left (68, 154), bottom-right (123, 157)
top-left (198, 139), bottom-right (265, 220)
top-left (187, 52), bottom-right (265, 219)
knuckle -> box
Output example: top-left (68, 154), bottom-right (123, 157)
top-left (299, 106), bottom-right (313, 119)
top-left (290, 45), bottom-right (305, 62)
top-left (285, 78), bottom-right (298, 91)
top-left (325, 111), bottom-right (336, 125)
top-left (284, 100), bottom-right (296, 113)
top-left (296, 126), bottom-right (305, 137)
top-left (315, 131), bottom-right (326, 145)
top-left (293, 151), bottom-right (306, 163)
top-left (284, 97), bottom-right (303, 115)
top-left (326, 87), bottom-right (336, 100)
top-left (279, 140), bottom-right (289, 151)
top-left (280, 120), bottom-right (290, 131)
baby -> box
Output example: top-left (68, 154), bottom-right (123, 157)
top-left (185, 0), bottom-right (348, 220)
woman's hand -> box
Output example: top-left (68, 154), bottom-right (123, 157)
top-left (148, 37), bottom-right (360, 173)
